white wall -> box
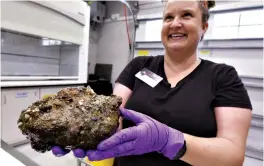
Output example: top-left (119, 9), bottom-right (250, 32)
top-left (91, 1), bottom-right (133, 84)
top-left (96, 20), bottom-right (130, 84)
top-left (88, 27), bottom-right (99, 74)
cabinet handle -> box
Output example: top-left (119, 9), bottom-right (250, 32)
top-left (3, 95), bottom-right (7, 104)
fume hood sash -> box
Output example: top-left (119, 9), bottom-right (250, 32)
top-left (1, 1), bottom-right (84, 45)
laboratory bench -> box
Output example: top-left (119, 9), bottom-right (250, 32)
top-left (1, 139), bottom-right (263, 166)
top-left (1, 139), bottom-right (90, 166)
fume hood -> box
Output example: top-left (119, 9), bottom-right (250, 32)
top-left (1, 0), bottom-right (90, 150)
top-left (1, 0), bottom-right (90, 87)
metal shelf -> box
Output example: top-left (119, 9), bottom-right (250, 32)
top-left (251, 114), bottom-right (263, 128)
top-left (1, 76), bottom-right (79, 81)
top-left (241, 76), bottom-right (263, 89)
top-left (246, 145), bottom-right (263, 160)
top-left (135, 39), bottom-right (263, 50)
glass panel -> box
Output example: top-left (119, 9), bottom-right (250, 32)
top-left (213, 12), bottom-right (240, 27)
top-left (240, 9), bottom-right (263, 25)
top-left (145, 20), bottom-right (163, 41)
top-left (1, 29), bottom-right (80, 78)
top-left (211, 26), bottom-right (239, 39)
top-left (239, 25), bottom-right (263, 38)
top-left (208, 8), bottom-right (263, 39)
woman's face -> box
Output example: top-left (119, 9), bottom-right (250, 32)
top-left (161, 0), bottom-right (208, 53)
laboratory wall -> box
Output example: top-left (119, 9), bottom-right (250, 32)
top-left (89, 1), bottom-right (134, 84)
top-left (88, 27), bottom-right (99, 74)
top-left (92, 0), bottom-right (263, 83)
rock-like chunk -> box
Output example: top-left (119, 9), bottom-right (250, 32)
top-left (17, 86), bottom-right (122, 153)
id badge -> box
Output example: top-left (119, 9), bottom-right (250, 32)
top-left (135, 68), bottom-right (163, 88)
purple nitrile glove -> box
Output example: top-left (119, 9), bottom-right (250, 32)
top-left (86, 108), bottom-right (185, 161)
top-left (52, 146), bottom-right (88, 158)
top-left (51, 146), bottom-right (70, 157)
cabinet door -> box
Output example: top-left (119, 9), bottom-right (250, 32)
top-left (1, 88), bottom-right (40, 144)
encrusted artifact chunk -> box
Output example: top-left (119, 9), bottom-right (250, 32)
top-left (17, 86), bottom-right (122, 153)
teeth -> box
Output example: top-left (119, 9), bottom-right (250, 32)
top-left (171, 34), bottom-right (184, 37)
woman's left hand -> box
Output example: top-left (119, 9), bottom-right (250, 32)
top-left (52, 108), bottom-right (185, 161)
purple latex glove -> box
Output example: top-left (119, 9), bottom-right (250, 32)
top-left (52, 146), bottom-right (85, 158)
top-left (51, 108), bottom-right (185, 160)
top-left (86, 108), bottom-right (185, 161)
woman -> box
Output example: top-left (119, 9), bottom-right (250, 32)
top-left (52, 0), bottom-right (252, 166)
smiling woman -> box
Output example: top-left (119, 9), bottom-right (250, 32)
top-left (52, 1), bottom-right (252, 166)
top-left (161, 0), bottom-right (215, 58)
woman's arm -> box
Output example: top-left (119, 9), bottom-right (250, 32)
top-left (113, 83), bottom-right (132, 108)
top-left (181, 107), bottom-right (252, 166)
top-left (85, 107), bottom-right (252, 164)
top-left (112, 83), bottom-right (132, 130)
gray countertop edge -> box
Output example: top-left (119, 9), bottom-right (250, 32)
top-left (1, 139), bottom-right (263, 165)
top-left (1, 140), bottom-right (40, 166)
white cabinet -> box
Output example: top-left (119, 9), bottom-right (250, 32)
top-left (1, 88), bottom-right (40, 144)
top-left (1, 85), bottom-right (81, 146)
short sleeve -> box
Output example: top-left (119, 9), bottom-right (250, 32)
top-left (212, 65), bottom-right (252, 110)
top-left (115, 56), bottom-right (149, 90)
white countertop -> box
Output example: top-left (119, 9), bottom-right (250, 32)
top-left (0, 148), bottom-right (25, 166)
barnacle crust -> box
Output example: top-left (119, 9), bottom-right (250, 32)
top-left (17, 86), bottom-right (122, 153)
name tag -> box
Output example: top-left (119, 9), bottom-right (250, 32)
top-left (135, 68), bottom-right (163, 88)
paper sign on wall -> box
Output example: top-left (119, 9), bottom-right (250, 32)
top-left (15, 92), bottom-right (28, 98)
top-left (199, 50), bottom-right (211, 56)
top-left (137, 50), bottom-right (149, 56)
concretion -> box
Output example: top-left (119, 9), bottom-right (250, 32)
top-left (17, 86), bottom-right (122, 153)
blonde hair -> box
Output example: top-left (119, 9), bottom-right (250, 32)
top-left (163, 0), bottom-right (216, 23)
top-left (198, 1), bottom-right (216, 23)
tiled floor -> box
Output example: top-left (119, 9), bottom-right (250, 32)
top-left (15, 143), bottom-right (86, 166)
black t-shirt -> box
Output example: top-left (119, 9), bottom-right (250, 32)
top-left (114, 55), bottom-right (252, 166)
